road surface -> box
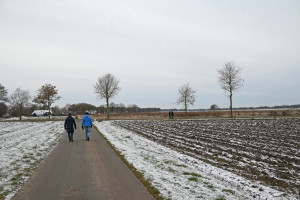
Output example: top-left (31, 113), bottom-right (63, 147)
top-left (12, 120), bottom-right (154, 200)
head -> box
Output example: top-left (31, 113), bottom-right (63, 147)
top-left (68, 112), bottom-right (72, 117)
top-left (85, 111), bottom-right (89, 115)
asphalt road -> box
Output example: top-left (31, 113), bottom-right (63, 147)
top-left (12, 120), bottom-right (154, 200)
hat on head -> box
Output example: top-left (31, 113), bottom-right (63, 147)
top-left (85, 111), bottom-right (89, 114)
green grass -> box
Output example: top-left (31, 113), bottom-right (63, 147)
top-left (175, 164), bottom-right (187, 168)
top-left (168, 167), bottom-right (176, 173)
top-left (188, 177), bottom-right (198, 182)
top-left (215, 196), bottom-right (226, 200)
top-left (183, 171), bottom-right (200, 182)
top-left (183, 171), bottom-right (202, 177)
top-left (222, 189), bottom-right (235, 195)
top-left (0, 189), bottom-right (9, 200)
top-left (208, 184), bottom-right (214, 189)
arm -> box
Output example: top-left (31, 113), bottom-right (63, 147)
top-left (81, 118), bottom-right (84, 129)
top-left (73, 118), bottom-right (77, 129)
top-left (89, 117), bottom-right (93, 128)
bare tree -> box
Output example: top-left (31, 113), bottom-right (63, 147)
top-left (0, 84), bottom-right (8, 102)
top-left (33, 84), bottom-right (61, 119)
top-left (210, 104), bottom-right (219, 110)
top-left (94, 74), bottom-right (120, 118)
top-left (217, 62), bottom-right (244, 117)
top-left (10, 88), bottom-right (31, 120)
top-left (177, 82), bottom-right (196, 112)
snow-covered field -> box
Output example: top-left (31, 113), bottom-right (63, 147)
top-left (114, 119), bottom-right (300, 195)
top-left (0, 121), bottom-right (64, 200)
top-left (95, 120), bottom-right (299, 200)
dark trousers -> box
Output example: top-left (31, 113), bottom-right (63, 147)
top-left (67, 132), bottom-right (74, 140)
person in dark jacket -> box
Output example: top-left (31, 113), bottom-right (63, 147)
top-left (64, 113), bottom-right (76, 142)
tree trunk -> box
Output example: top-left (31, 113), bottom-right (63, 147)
top-left (48, 106), bottom-right (51, 119)
top-left (184, 98), bottom-right (187, 113)
top-left (106, 98), bottom-right (110, 119)
top-left (19, 103), bottom-right (22, 121)
top-left (230, 91), bottom-right (233, 117)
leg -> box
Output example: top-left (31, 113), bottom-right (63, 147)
top-left (85, 128), bottom-right (88, 139)
top-left (87, 127), bottom-right (91, 138)
top-left (67, 132), bottom-right (71, 142)
top-left (85, 126), bottom-right (91, 140)
top-left (85, 127), bottom-right (90, 140)
top-left (70, 132), bottom-right (74, 141)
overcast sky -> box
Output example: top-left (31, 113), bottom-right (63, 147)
top-left (1, 0), bottom-right (299, 109)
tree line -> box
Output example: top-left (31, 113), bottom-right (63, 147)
top-left (0, 83), bottom-right (60, 120)
top-left (92, 62), bottom-right (244, 118)
top-left (64, 103), bottom-right (160, 115)
top-left (0, 84), bottom-right (159, 119)
top-left (0, 61), bottom-right (244, 119)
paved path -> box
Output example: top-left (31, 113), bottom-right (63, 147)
top-left (12, 120), bottom-right (154, 200)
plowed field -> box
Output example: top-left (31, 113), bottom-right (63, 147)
top-left (114, 118), bottom-right (300, 196)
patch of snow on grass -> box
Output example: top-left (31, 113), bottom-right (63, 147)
top-left (95, 121), bottom-right (298, 200)
top-left (0, 121), bottom-right (64, 200)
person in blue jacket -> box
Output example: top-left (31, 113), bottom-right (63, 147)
top-left (82, 111), bottom-right (93, 141)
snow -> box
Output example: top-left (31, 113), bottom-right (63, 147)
top-left (0, 121), bottom-right (64, 200)
top-left (0, 119), bottom-right (298, 200)
top-left (95, 120), bottom-right (298, 200)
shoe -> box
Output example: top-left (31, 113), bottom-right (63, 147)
top-left (87, 137), bottom-right (89, 141)
top-left (71, 139), bottom-right (74, 142)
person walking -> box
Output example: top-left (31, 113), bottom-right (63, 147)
top-left (82, 111), bottom-right (93, 141)
top-left (64, 112), bottom-right (76, 142)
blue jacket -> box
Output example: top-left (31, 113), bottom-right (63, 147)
top-left (82, 114), bottom-right (92, 127)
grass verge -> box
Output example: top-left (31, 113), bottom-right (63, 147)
top-left (94, 125), bottom-right (164, 200)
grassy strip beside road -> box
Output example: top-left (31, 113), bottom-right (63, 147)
top-left (94, 125), bottom-right (163, 200)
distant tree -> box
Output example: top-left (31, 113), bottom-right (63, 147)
top-left (33, 84), bottom-right (61, 119)
top-left (0, 102), bottom-right (8, 117)
top-left (78, 103), bottom-right (90, 113)
top-left (61, 104), bottom-right (71, 115)
top-left (68, 104), bottom-right (77, 115)
top-left (27, 104), bottom-right (38, 115)
top-left (210, 104), bottom-right (219, 110)
top-left (8, 105), bottom-right (19, 117)
top-left (97, 105), bottom-right (106, 114)
top-left (217, 62), bottom-right (244, 117)
top-left (116, 103), bottom-right (126, 113)
top-left (127, 104), bottom-right (140, 113)
top-left (51, 105), bottom-right (63, 116)
top-left (10, 88), bottom-right (31, 120)
top-left (94, 74), bottom-right (121, 118)
top-left (177, 82), bottom-right (196, 112)
top-left (109, 102), bottom-right (117, 113)
top-left (0, 84), bottom-right (8, 102)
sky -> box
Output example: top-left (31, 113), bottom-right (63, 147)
top-left (1, 0), bottom-right (299, 109)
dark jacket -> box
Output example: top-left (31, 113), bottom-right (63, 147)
top-left (64, 116), bottom-right (76, 133)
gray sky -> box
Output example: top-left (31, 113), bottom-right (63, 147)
top-left (1, 0), bottom-right (299, 109)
